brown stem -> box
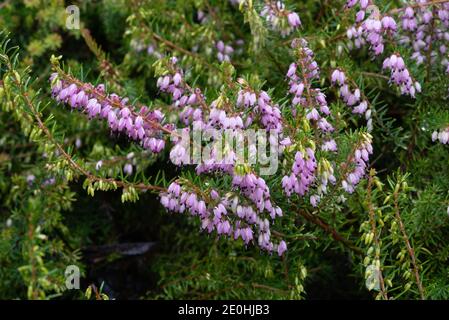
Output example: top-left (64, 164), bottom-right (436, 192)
top-left (295, 206), bottom-right (363, 255)
top-left (393, 191), bottom-right (425, 299)
top-left (326, 0), bottom-right (449, 46)
top-left (360, 72), bottom-right (389, 81)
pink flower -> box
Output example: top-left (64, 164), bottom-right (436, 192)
top-left (277, 241), bottom-right (287, 256)
top-left (287, 12), bottom-right (301, 28)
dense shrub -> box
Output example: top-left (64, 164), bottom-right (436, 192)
top-left (0, 0), bottom-right (448, 300)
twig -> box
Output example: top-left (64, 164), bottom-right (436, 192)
top-left (295, 206), bottom-right (363, 255)
top-left (9, 72), bottom-right (166, 193)
top-left (393, 190), bottom-right (425, 299)
top-left (80, 28), bottom-right (124, 92)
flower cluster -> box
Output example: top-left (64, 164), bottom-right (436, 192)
top-left (342, 133), bottom-right (373, 194)
top-left (345, 1), bottom-right (449, 97)
top-left (399, 3), bottom-right (449, 70)
top-left (382, 54), bottom-right (421, 97)
top-left (232, 173), bottom-right (283, 219)
top-left (260, 1), bottom-right (301, 36)
top-left (153, 59), bottom-right (287, 254)
top-left (310, 158), bottom-right (337, 207)
top-left (286, 39), bottom-right (334, 134)
top-left (208, 107), bottom-right (245, 130)
top-left (364, 15), bottom-right (397, 55)
top-left (346, 2), bottom-right (397, 56)
top-left (50, 19), bottom-right (390, 258)
top-left (401, 6), bottom-right (418, 32)
top-left (236, 86), bottom-right (283, 133)
top-left (131, 39), bottom-right (162, 59)
top-left (216, 40), bottom-right (234, 62)
top-left (281, 39), bottom-right (340, 205)
top-left (432, 127), bottom-right (449, 144)
top-left (49, 73), bottom-right (168, 153)
top-left (160, 181), bottom-right (287, 255)
top-left (282, 148), bottom-right (316, 197)
top-left (331, 69), bottom-right (372, 131)
top-left (156, 57), bottom-right (205, 114)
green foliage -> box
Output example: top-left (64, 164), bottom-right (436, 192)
top-left (0, 0), bottom-right (448, 300)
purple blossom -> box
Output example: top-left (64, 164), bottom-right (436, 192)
top-left (282, 148), bottom-right (316, 197)
top-left (330, 68), bottom-right (372, 128)
top-left (342, 134), bottom-right (373, 194)
top-left (124, 163), bottom-right (133, 175)
top-left (383, 54), bottom-right (421, 97)
top-left (261, 1), bottom-right (301, 36)
top-left (50, 73), bottom-right (168, 153)
top-left (345, 1), bottom-right (398, 56)
top-left (160, 181), bottom-right (285, 254)
top-left (216, 40), bottom-right (234, 62)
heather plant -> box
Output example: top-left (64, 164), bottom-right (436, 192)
top-left (0, 0), bottom-right (448, 300)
